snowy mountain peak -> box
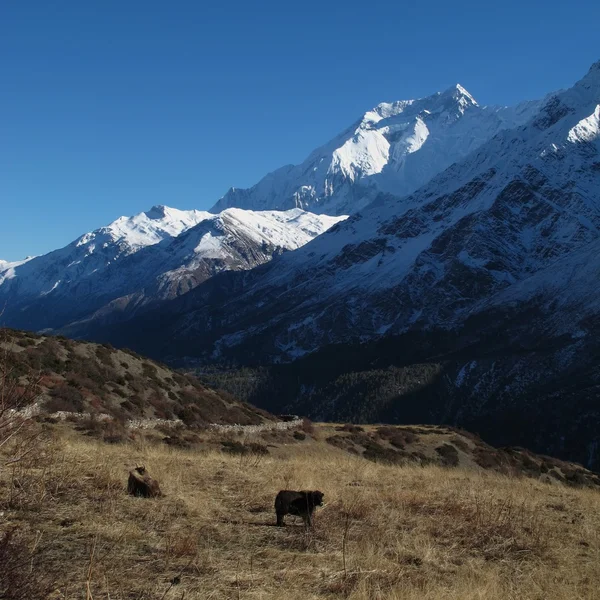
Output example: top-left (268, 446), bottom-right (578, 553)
top-left (445, 83), bottom-right (478, 111)
top-left (0, 205), bottom-right (212, 298)
top-left (579, 59), bottom-right (600, 94)
top-left (588, 59), bottom-right (600, 74)
top-left (455, 83), bottom-right (476, 99)
top-left (364, 84), bottom-right (478, 125)
top-left (92, 205), bottom-right (212, 251)
top-left (137, 60), bottom-right (600, 375)
top-left (145, 204), bottom-right (170, 219)
top-left (211, 83), bottom-right (538, 216)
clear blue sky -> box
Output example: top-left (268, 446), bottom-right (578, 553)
top-left (1, 0), bottom-right (599, 261)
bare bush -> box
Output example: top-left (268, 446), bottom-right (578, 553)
top-left (0, 329), bottom-right (43, 466)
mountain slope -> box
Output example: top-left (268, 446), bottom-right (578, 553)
top-left (136, 60), bottom-right (600, 364)
top-left (211, 86), bottom-right (541, 215)
top-left (0, 207), bottom-right (344, 331)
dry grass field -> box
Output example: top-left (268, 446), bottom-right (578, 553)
top-left (1, 423), bottom-right (599, 600)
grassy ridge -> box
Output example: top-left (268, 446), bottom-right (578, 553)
top-left (1, 328), bottom-right (272, 427)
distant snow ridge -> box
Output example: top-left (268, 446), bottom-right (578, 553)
top-left (211, 85), bottom-right (542, 216)
top-left (0, 206), bottom-right (346, 332)
top-left (0, 257), bottom-right (35, 286)
top-left (0, 206), bottom-right (209, 292)
top-left (76, 205), bottom-right (212, 251)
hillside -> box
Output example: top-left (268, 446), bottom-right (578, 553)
top-left (195, 333), bottom-right (600, 473)
top-left (0, 328), bottom-right (272, 429)
top-left (1, 422), bottom-right (599, 599)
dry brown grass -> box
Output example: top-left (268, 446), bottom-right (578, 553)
top-left (1, 424), bottom-right (600, 599)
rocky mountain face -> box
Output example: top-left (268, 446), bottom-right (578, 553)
top-left (211, 86), bottom-right (541, 215)
top-left (0, 80), bottom-right (544, 335)
top-left (0, 207), bottom-right (344, 331)
top-left (97, 61), bottom-right (600, 470)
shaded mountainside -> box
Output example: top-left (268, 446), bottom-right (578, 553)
top-left (318, 423), bottom-right (600, 488)
top-left (1, 328), bottom-right (273, 427)
top-left (112, 61), bottom-right (600, 366)
top-left (196, 322), bottom-right (600, 473)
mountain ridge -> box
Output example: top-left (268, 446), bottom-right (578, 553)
top-left (0, 207), bottom-right (345, 331)
top-left (211, 84), bottom-right (542, 216)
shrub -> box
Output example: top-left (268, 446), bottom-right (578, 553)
top-left (221, 441), bottom-right (269, 456)
top-left (450, 436), bottom-right (471, 452)
top-left (142, 362), bottom-right (159, 380)
top-left (120, 400), bottom-right (136, 413)
top-left (24, 344), bottom-right (64, 374)
top-left (363, 440), bottom-right (406, 464)
top-left (45, 384), bottom-right (85, 413)
top-left (301, 417), bottom-right (315, 435)
top-left (376, 426), bottom-right (418, 448)
top-left (100, 420), bottom-right (129, 444)
top-left (326, 435), bottom-right (348, 450)
top-left (163, 434), bottom-right (190, 448)
top-left (0, 330), bottom-right (47, 468)
top-left (111, 385), bottom-right (127, 398)
top-left (336, 424), bottom-right (364, 433)
top-left (147, 391), bottom-right (174, 419)
top-left (95, 346), bottom-right (114, 367)
top-left (435, 444), bottom-right (460, 467)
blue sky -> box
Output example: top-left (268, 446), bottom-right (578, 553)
top-left (1, 0), bottom-right (599, 261)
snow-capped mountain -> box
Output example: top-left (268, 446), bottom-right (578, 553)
top-left (4, 60), bottom-right (599, 469)
top-left (91, 60), bottom-right (600, 470)
top-left (211, 86), bottom-right (541, 216)
top-left (0, 207), bottom-right (345, 331)
top-left (0, 257), bottom-right (35, 281)
top-left (114, 60), bottom-right (600, 365)
top-left (0, 205), bottom-right (209, 290)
